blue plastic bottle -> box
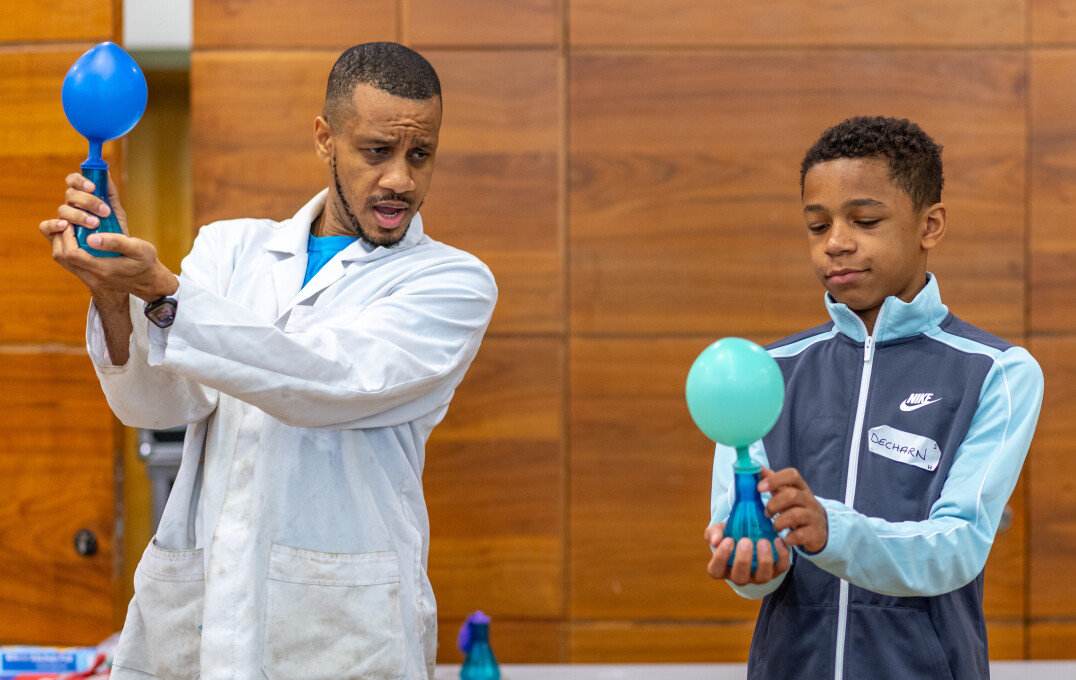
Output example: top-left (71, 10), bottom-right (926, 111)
top-left (458, 611), bottom-right (500, 680)
top-left (725, 452), bottom-right (779, 572)
top-left (77, 165), bottom-right (124, 257)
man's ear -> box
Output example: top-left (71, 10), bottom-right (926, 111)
top-left (921, 202), bottom-right (946, 251)
top-left (314, 115), bottom-right (333, 164)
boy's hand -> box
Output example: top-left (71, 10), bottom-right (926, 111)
top-left (760, 467), bottom-right (829, 553)
top-left (705, 523), bottom-right (790, 586)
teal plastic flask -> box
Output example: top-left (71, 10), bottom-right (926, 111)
top-left (726, 466), bottom-right (780, 571)
top-left (459, 611), bottom-right (500, 680)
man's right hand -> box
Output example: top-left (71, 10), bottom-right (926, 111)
top-left (705, 523), bottom-right (790, 586)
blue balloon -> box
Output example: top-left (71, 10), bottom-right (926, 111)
top-left (685, 337), bottom-right (785, 447)
top-left (62, 42), bottom-right (147, 166)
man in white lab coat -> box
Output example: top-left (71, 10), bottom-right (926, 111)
top-left (40, 42), bottom-right (496, 680)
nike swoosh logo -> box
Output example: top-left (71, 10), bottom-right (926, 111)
top-left (900, 398), bottom-right (942, 412)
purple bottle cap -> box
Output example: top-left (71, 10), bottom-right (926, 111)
top-left (457, 610), bottom-right (491, 653)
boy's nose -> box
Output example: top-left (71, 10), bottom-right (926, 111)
top-left (825, 221), bottom-right (856, 254)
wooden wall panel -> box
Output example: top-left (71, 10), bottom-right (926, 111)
top-left (193, 0), bottom-right (396, 49)
top-left (4, 155), bottom-right (99, 345)
top-left (437, 619), bottom-right (565, 663)
top-left (421, 51), bottom-right (561, 335)
top-left (569, 0), bottom-right (1024, 47)
top-left (570, 51), bottom-right (1026, 338)
top-left (0, 50), bottom-right (104, 159)
top-left (984, 476), bottom-right (1026, 620)
top-left (570, 337), bottom-right (759, 620)
top-left (409, 0), bottom-right (559, 47)
top-left (2, 2), bottom-right (121, 646)
top-left (191, 52), bottom-right (333, 224)
top-left (1028, 337), bottom-right (1076, 618)
top-left (0, 354), bottom-right (115, 644)
top-left (1031, 0), bottom-right (1076, 43)
top-left (570, 621), bottom-right (756, 662)
top-left (1030, 50), bottom-right (1076, 334)
top-left (1030, 624), bottom-right (1076, 658)
top-left (988, 621), bottom-right (1026, 660)
top-left (0, 4), bottom-right (112, 43)
top-left (426, 338), bottom-right (564, 621)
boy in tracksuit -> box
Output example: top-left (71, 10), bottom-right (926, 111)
top-left (705, 116), bottom-right (1044, 680)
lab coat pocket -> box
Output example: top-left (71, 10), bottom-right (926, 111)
top-left (262, 543), bottom-right (406, 680)
top-left (113, 541), bottom-right (204, 680)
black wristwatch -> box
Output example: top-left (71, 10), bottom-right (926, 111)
top-left (144, 295), bottom-right (178, 328)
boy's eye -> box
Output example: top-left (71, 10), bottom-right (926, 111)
top-left (807, 223), bottom-right (829, 233)
top-left (855, 219), bottom-right (880, 227)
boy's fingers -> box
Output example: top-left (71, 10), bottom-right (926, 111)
top-left (752, 539), bottom-right (775, 582)
top-left (727, 537), bottom-right (756, 586)
top-left (704, 523), bottom-right (726, 547)
top-left (707, 537), bottom-right (735, 580)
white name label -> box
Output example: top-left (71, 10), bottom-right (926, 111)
top-left (868, 425), bottom-right (941, 472)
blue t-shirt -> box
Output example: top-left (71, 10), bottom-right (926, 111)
top-left (304, 234), bottom-right (358, 286)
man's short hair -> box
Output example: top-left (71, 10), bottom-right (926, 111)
top-left (323, 42), bottom-right (441, 126)
top-left (800, 116), bottom-right (944, 212)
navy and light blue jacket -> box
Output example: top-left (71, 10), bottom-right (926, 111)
top-left (711, 275), bottom-right (1043, 680)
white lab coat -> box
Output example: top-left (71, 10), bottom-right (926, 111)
top-left (88, 191), bottom-right (497, 680)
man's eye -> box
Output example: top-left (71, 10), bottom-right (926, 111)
top-left (366, 148), bottom-right (389, 156)
top-left (411, 150), bottom-right (430, 160)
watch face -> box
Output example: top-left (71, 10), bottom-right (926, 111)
top-left (146, 298), bottom-right (177, 328)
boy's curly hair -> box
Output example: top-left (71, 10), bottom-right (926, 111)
top-left (800, 116), bottom-right (944, 212)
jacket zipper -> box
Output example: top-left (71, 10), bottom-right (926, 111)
top-left (833, 323), bottom-right (878, 680)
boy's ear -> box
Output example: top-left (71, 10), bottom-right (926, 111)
top-left (921, 203), bottom-right (946, 251)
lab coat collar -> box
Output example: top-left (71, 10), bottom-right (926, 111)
top-left (266, 189), bottom-right (429, 316)
top-left (264, 190), bottom-right (427, 260)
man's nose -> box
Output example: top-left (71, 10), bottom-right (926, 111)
top-left (379, 156), bottom-right (416, 193)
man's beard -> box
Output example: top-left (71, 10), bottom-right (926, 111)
top-left (331, 155), bottom-right (419, 248)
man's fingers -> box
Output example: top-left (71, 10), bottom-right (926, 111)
top-left (85, 232), bottom-right (136, 256)
top-left (65, 172), bottom-right (94, 192)
top-left (39, 218), bottom-right (72, 239)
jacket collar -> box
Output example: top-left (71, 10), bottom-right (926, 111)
top-left (825, 273), bottom-right (949, 343)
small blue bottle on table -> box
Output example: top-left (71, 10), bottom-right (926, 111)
top-left (459, 610), bottom-right (500, 680)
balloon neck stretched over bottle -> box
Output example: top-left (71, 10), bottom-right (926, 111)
top-left (733, 445), bottom-right (760, 474)
top-left (83, 139), bottom-right (108, 170)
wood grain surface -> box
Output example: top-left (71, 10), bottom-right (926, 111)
top-left (0, 354), bottom-right (114, 645)
top-left (570, 50), bottom-right (1026, 339)
top-left (193, 0), bottom-right (396, 49)
top-left (569, 0), bottom-right (1024, 47)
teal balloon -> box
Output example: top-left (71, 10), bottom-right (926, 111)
top-left (685, 337), bottom-right (785, 447)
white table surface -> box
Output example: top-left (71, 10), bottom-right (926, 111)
top-left (434, 661), bottom-right (1076, 679)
